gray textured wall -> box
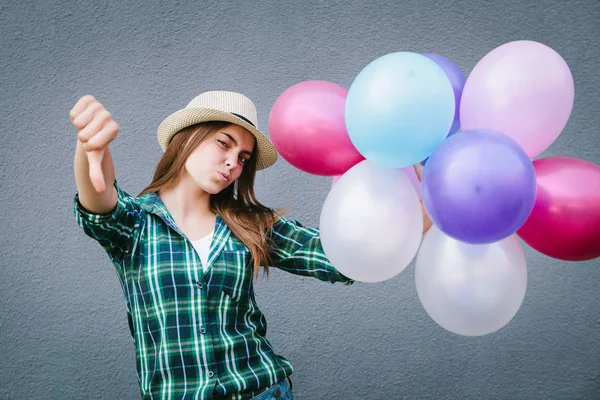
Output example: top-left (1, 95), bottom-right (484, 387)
top-left (1, 0), bottom-right (599, 399)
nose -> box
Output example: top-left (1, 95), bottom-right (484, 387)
top-left (225, 154), bottom-right (236, 169)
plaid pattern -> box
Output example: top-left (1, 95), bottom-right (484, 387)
top-left (74, 180), bottom-right (354, 400)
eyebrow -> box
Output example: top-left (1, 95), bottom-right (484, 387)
top-left (220, 132), bottom-right (253, 157)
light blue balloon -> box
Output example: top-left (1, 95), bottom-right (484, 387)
top-left (345, 52), bottom-right (455, 168)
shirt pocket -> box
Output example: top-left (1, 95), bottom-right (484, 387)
top-left (136, 265), bottom-right (193, 323)
top-left (214, 249), bottom-right (254, 305)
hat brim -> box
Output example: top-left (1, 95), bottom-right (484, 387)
top-left (157, 108), bottom-right (278, 170)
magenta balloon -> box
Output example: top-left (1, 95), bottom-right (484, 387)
top-left (517, 157), bottom-right (600, 261)
top-left (269, 80), bottom-right (364, 175)
top-left (460, 40), bottom-right (574, 158)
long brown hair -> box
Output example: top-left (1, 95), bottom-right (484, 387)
top-left (138, 122), bottom-right (283, 276)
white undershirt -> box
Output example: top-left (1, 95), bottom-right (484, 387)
top-left (190, 230), bottom-right (213, 272)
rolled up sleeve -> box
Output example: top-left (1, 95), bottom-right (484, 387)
top-left (269, 216), bottom-right (354, 285)
top-left (74, 180), bottom-right (145, 279)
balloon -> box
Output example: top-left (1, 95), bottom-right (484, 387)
top-left (269, 80), bottom-right (364, 175)
top-left (331, 166), bottom-right (422, 198)
top-left (421, 127), bottom-right (460, 165)
top-left (345, 52), bottom-right (455, 168)
top-left (320, 160), bottom-right (423, 282)
top-left (460, 40), bottom-right (574, 158)
top-left (422, 129), bottom-right (536, 244)
top-left (416, 226), bottom-right (528, 336)
top-left (423, 53), bottom-right (466, 136)
top-left (517, 157), bottom-right (600, 261)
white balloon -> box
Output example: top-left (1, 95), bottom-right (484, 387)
top-left (320, 160), bottom-right (423, 282)
top-left (415, 226), bottom-right (527, 336)
top-left (332, 166), bottom-right (421, 198)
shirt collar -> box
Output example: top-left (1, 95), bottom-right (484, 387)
top-left (137, 191), bottom-right (232, 266)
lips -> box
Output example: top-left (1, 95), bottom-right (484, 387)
top-left (219, 172), bottom-right (230, 182)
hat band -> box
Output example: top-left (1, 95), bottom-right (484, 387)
top-left (231, 113), bottom-right (256, 128)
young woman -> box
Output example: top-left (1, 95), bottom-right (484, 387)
top-left (71, 90), bottom-right (431, 400)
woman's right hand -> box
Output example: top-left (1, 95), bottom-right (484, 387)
top-left (413, 162), bottom-right (433, 234)
top-left (70, 95), bottom-right (119, 193)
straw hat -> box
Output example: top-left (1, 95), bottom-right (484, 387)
top-left (157, 91), bottom-right (278, 170)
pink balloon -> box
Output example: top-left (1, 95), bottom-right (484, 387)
top-left (332, 166), bottom-right (422, 198)
top-left (331, 175), bottom-right (341, 187)
top-left (269, 80), bottom-right (364, 175)
top-left (460, 40), bottom-right (574, 158)
top-left (517, 157), bottom-right (600, 261)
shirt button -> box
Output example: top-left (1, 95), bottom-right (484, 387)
top-left (196, 281), bottom-right (204, 289)
top-left (208, 371), bottom-right (214, 378)
top-left (200, 326), bottom-right (206, 334)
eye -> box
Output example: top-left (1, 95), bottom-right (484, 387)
top-left (239, 156), bottom-right (249, 165)
top-left (217, 139), bottom-right (229, 148)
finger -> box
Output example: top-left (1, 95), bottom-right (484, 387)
top-left (70, 95), bottom-right (97, 123)
top-left (72, 101), bottom-right (103, 131)
top-left (413, 163), bottom-right (425, 182)
top-left (420, 200), bottom-right (433, 233)
top-left (87, 150), bottom-right (106, 193)
top-left (81, 120), bottom-right (119, 152)
top-left (78, 109), bottom-right (112, 143)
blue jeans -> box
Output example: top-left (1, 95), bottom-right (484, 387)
top-left (250, 378), bottom-right (294, 400)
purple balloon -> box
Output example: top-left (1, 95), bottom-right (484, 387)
top-left (423, 53), bottom-right (466, 135)
top-left (422, 129), bottom-right (536, 244)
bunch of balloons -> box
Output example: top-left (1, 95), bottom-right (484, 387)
top-left (268, 40), bottom-right (600, 337)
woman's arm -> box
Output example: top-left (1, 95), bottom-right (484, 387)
top-left (268, 216), bottom-right (355, 285)
top-left (71, 95), bottom-right (145, 271)
top-left (71, 95), bottom-right (119, 214)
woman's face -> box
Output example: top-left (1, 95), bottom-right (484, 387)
top-left (184, 123), bottom-right (256, 194)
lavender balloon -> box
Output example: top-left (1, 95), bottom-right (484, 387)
top-left (459, 40), bottom-right (574, 159)
top-left (421, 53), bottom-right (466, 165)
top-left (422, 129), bottom-right (536, 244)
top-left (423, 53), bottom-right (466, 136)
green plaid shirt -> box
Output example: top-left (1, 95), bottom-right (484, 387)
top-left (74, 180), bottom-right (353, 400)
